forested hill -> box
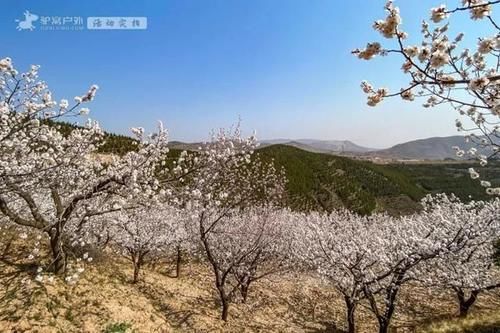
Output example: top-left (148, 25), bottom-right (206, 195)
top-left (257, 145), bottom-right (422, 215)
top-left (44, 120), bottom-right (139, 155)
top-left (257, 145), bottom-right (500, 215)
top-left (48, 121), bottom-right (499, 215)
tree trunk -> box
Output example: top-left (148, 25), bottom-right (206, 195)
top-left (344, 296), bottom-right (356, 333)
top-left (216, 283), bottom-right (231, 321)
top-left (221, 297), bottom-right (230, 321)
top-left (200, 223), bottom-right (230, 321)
top-left (377, 274), bottom-right (402, 333)
top-left (456, 289), bottom-right (479, 318)
top-left (377, 300), bottom-right (397, 333)
top-left (131, 252), bottom-right (142, 284)
top-left (175, 245), bottom-right (182, 278)
top-left (241, 282), bottom-right (250, 303)
top-left (379, 305), bottom-right (396, 333)
top-left (378, 319), bottom-right (389, 333)
top-left (133, 261), bottom-right (141, 283)
top-left (48, 227), bottom-right (66, 275)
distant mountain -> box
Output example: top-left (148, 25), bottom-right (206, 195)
top-left (260, 139), bottom-right (377, 153)
top-left (167, 141), bottom-right (202, 151)
top-left (369, 136), bottom-right (496, 160)
top-left (170, 135), bottom-right (496, 161)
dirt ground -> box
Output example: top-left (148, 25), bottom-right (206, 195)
top-left (0, 244), bottom-right (499, 333)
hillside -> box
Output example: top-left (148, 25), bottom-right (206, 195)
top-left (1, 244), bottom-right (499, 333)
top-left (46, 121), bottom-right (204, 156)
top-left (260, 139), bottom-right (376, 154)
top-left (258, 145), bottom-right (423, 215)
top-left (368, 135), bottom-right (497, 160)
top-left (380, 163), bottom-right (500, 200)
top-left (47, 122), bottom-right (500, 215)
top-left (261, 136), bottom-right (499, 161)
top-left (45, 120), bottom-right (139, 156)
top-left (257, 145), bottom-right (499, 215)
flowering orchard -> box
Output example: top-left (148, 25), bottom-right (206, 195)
top-left (160, 126), bottom-right (288, 320)
top-left (353, 1), bottom-right (500, 191)
top-left (0, 57), bottom-right (169, 277)
top-left (1, 56), bottom-right (500, 332)
top-left (294, 194), bottom-right (500, 333)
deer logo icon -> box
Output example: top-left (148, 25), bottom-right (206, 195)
top-left (16, 10), bottom-right (39, 31)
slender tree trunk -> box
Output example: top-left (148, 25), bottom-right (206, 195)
top-left (241, 281), bottom-right (250, 303)
top-left (215, 283), bottom-right (231, 321)
top-left (378, 319), bottom-right (389, 333)
top-left (221, 296), bottom-right (230, 321)
top-left (456, 289), bottom-right (479, 318)
top-left (344, 296), bottom-right (356, 333)
top-left (131, 252), bottom-right (142, 283)
top-left (48, 227), bottom-right (66, 275)
top-left (133, 261), bottom-right (141, 283)
top-left (200, 221), bottom-right (231, 321)
top-left (175, 245), bottom-right (182, 278)
top-left (365, 291), bottom-right (391, 333)
top-left (377, 297), bottom-right (397, 333)
top-left (377, 274), bottom-right (403, 333)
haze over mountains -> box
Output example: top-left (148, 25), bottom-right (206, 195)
top-left (166, 135), bottom-right (493, 161)
top-left (259, 136), bottom-right (494, 160)
top-left (260, 139), bottom-right (376, 153)
top-left (365, 136), bottom-right (484, 160)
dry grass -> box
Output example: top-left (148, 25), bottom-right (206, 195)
top-left (420, 311), bottom-right (500, 333)
top-left (0, 239), bottom-right (499, 332)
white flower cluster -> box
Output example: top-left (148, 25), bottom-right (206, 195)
top-left (373, 1), bottom-right (402, 39)
top-left (360, 81), bottom-right (389, 106)
top-left (400, 88), bottom-right (415, 101)
top-left (0, 57), bottom-right (171, 278)
top-left (477, 36), bottom-right (499, 54)
top-left (74, 84), bottom-right (99, 104)
top-left (464, 0), bottom-right (493, 19)
top-left (0, 57), bottom-right (15, 74)
top-left (431, 5), bottom-right (449, 23)
top-left (469, 76), bottom-right (490, 90)
top-left (354, 1), bottom-right (500, 190)
top-left (354, 42), bottom-right (382, 60)
top-left (293, 194), bottom-right (500, 332)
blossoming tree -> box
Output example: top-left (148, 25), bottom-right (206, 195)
top-left (170, 126), bottom-right (287, 321)
top-left (353, 1), bottom-right (500, 191)
top-left (295, 193), bottom-right (500, 333)
top-left (360, 194), bottom-right (500, 333)
top-left (0, 57), bottom-right (98, 182)
top-left (226, 207), bottom-right (293, 303)
top-left (423, 195), bottom-right (500, 317)
top-left (0, 57), bottom-right (170, 275)
top-left (106, 205), bottom-right (184, 283)
top-left (295, 210), bottom-right (378, 333)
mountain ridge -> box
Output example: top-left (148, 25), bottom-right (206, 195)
top-left (367, 135), bottom-right (496, 160)
top-left (260, 139), bottom-right (377, 154)
top-left (260, 135), bottom-right (495, 160)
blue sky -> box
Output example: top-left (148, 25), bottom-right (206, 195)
top-left (1, 0), bottom-right (492, 148)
